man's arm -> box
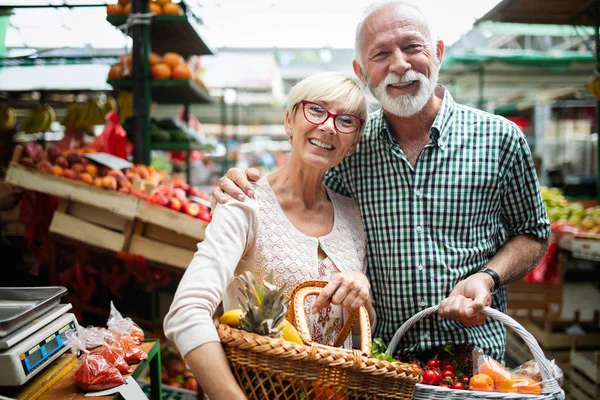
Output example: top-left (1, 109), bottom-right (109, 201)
top-left (439, 123), bottom-right (551, 326)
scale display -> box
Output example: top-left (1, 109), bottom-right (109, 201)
top-left (20, 321), bottom-right (74, 374)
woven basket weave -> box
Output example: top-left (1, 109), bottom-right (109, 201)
top-left (387, 305), bottom-right (565, 400)
top-left (218, 280), bottom-right (422, 399)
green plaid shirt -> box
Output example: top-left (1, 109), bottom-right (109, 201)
top-left (324, 88), bottom-right (550, 360)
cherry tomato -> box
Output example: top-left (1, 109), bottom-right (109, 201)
top-left (439, 383), bottom-right (450, 388)
top-left (422, 369), bottom-right (443, 385)
top-left (451, 381), bottom-right (465, 390)
top-left (461, 375), bottom-right (470, 385)
top-left (410, 363), bottom-right (421, 371)
top-left (442, 370), bottom-right (455, 379)
top-left (426, 358), bottom-right (441, 369)
top-left (442, 363), bottom-right (454, 372)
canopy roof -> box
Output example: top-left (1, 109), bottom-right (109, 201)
top-left (476, 0), bottom-right (598, 26)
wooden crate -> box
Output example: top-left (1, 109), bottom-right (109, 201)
top-left (521, 311), bottom-right (600, 351)
top-left (566, 351), bottom-right (600, 400)
top-left (5, 163), bottom-right (139, 219)
top-left (49, 198), bottom-right (134, 253)
top-left (129, 203), bottom-right (207, 269)
top-left (506, 253), bottom-right (565, 318)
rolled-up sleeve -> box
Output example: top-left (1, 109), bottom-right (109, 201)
top-left (163, 197), bottom-right (257, 358)
top-left (499, 127), bottom-right (550, 240)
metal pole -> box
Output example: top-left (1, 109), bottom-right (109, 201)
top-left (221, 95), bottom-right (228, 172)
top-left (183, 103), bottom-right (192, 184)
top-left (131, 0), bottom-right (151, 165)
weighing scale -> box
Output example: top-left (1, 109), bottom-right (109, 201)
top-left (0, 303), bottom-right (78, 386)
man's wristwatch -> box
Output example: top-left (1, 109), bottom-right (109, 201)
top-left (477, 267), bottom-right (501, 295)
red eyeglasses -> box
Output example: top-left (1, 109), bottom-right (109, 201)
top-left (297, 100), bottom-right (364, 134)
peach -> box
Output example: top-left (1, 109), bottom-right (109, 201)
top-left (93, 177), bottom-right (104, 188)
top-left (54, 156), bottom-right (68, 169)
top-left (20, 157), bottom-right (34, 167)
top-left (36, 160), bottom-right (53, 174)
top-left (52, 165), bottom-right (63, 176)
top-left (71, 163), bottom-right (85, 174)
top-left (62, 169), bottom-right (78, 180)
top-left (79, 172), bottom-right (93, 185)
top-left (85, 164), bottom-right (98, 177)
top-left (102, 176), bottom-right (117, 190)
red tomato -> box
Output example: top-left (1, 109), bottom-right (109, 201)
top-left (451, 381), bottom-right (465, 390)
top-left (422, 369), bottom-right (443, 385)
top-left (439, 383), bottom-right (450, 388)
top-left (426, 358), bottom-right (441, 369)
top-left (442, 370), bottom-right (455, 379)
top-left (442, 363), bottom-right (454, 371)
top-left (410, 363), bottom-right (421, 371)
top-left (461, 375), bottom-right (470, 385)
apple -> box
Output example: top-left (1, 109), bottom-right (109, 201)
top-left (184, 203), bottom-right (200, 217)
top-left (168, 198), bottom-right (182, 212)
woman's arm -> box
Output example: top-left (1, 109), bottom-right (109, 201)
top-left (163, 197), bottom-right (257, 399)
top-left (184, 343), bottom-right (246, 400)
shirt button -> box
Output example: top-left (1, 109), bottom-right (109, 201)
top-left (415, 188), bottom-right (422, 197)
top-left (423, 333), bottom-right (429, 339)
top-left (419, 300), bottom-right (427, 307)
top-left (417, 264), bottom-right (424, 271)
top-left (416, 226), bottom-right (422, 233)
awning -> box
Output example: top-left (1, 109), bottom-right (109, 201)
top-left (476, 0), bottom-right (597, 26)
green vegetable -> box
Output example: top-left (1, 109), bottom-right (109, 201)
top-left (371, 338), bottom-right (396, 362)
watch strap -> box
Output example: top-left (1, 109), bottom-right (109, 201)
top-left (478, 267), bottom-right (501, 294)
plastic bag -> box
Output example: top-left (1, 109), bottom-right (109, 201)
top-left (107, 302), bottom-right (147, 364)
top-left (472, 348), bottom-right (563, 395)
top-left (89, 111), bottom-right (132, 159)
top-left (80, 326), bottom-right (132, 374)
top-left (107, 301), bottom-right (145, 345)
top-left (65, 329), bottom-right (125, 391)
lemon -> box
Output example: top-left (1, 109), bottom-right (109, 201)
top-left (278, 320), bottom-right (303, 344)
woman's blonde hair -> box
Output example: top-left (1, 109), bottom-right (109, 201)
top-left (286, 72), bottom-right (368, 137)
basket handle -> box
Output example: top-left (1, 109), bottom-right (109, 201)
top-left (287, 280), bottom-right (372, 356)
top-left (387, 305), bottom-right (562, 394)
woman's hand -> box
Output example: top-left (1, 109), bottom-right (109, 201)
top-left (312, 271), bottom-right (370, 313)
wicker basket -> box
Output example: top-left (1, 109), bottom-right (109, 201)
top-left (387, 305), bottom-right (566, 400)
top-left (218, 281), bottom-right (422, 399)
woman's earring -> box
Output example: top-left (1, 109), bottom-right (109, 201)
top-left (287, 130), bottom-right (293, 137)
top-left (346, 150), bottom-right (352, 157)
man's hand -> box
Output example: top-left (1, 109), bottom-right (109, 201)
top-left (211, 167), bottom-right (262, 211)
top-left (438, 273), bottom-right (494, 327)
top-left (312, 271), bottom-right (370, 313)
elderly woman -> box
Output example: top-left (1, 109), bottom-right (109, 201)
top-left (163, 72), bottom-right (373, 400)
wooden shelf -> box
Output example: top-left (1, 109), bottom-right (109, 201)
top-left (107, 79), bottom-right (212, 104)
top-left (107, 15), bottom-right (213, 56)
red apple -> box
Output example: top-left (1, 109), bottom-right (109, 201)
top-left (168, 198), bottom-right (182, 212)
top-left (184, 203), bottom-right (200, 217)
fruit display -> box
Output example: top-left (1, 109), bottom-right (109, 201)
top-left (19, 104), bottom-right (56, 134)
top-left (541, 186), bottom-right (600, 233)
top-left (107, 0), bottom-right (183, 17)
top-left (17, 145), bottom-right (212, 223)
top-left (61, 97), bottom-right (117, 130)
top-left (160, 344), bottom-right (198, 391)
top-left (0, 105), bottom-right (17, 131)
top-left (217, 271), bottom-right (303, 345)
top-left (108, 51), bottom-right (194, 81)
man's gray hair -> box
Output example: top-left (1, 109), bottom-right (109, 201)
top-left (354, 0), bottom-right (437, 68)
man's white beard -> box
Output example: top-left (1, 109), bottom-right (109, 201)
top-left (369, 64), bottom-right (439, 118)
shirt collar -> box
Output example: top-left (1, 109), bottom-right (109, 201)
top-left (379, 85), bottom-right (456, 151)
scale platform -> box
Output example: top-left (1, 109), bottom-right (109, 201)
top-left (0, 304), bottom-right (78, 386)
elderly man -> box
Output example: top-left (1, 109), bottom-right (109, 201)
top-left (212, 0), bottom-right (549, 361)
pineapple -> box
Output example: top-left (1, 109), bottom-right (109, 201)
top-left (237, 271), bottom-right (289, 337)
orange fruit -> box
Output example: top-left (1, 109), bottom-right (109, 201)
top-left (162, 52), bottom-right (183, 69)
top-left (479, 358), bottom-right (512, 381)
top-left (119, 53), bottom-right (132, 69)
top-left (149, 2), bottom-right (161, 15)
top-left (108, 64), bottom-right (123, 80)
top-left (172, 63), bottom-right (191, 80)
top-left (154, 0), bottom-right (171, 5)
top-left (162, 3), bottom-right (182, 15)
top-left (468, 374), bottom-right (494, 392)
top-left (118, 0), bottom-right (129, 5)
top-left (494, 373), bottom-right (518, 393)
top-left (149, 52), bottom-right (162, 66)
top-left (106, 4), bottom-right (124, 16)
top-left (513, 375), bottom-right (542, 395)
top-left (151, 63), bottom-right (171, 79)
top-left (124, 3), bottom-right (131, 14)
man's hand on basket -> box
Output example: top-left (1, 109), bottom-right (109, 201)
top-left (312, 271), bottom-right (370, 313)
top-left (438, 273), bottom-right (494, 327)
top-left (211, 167), bottom-right (262, 212)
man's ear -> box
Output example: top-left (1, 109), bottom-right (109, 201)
top-left (436, 40), bottom-right (445, 66)
top-left (353, 60), bottom-right (367, 86)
